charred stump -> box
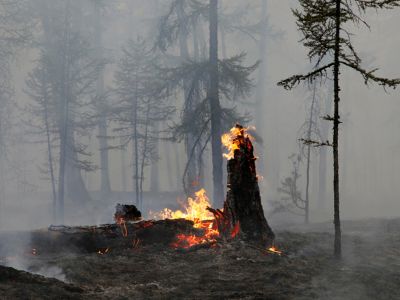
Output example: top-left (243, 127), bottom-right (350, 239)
top-left (212, 124), bottom-right (275, 246)
top-left (114, 204), bottom-right (142, 222)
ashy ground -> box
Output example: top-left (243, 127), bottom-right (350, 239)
top-left (1, 218), bottom-right (400, 299)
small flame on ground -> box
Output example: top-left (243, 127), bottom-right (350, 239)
top-left (151, 189), bottom-right (222, 248)
top-left (116, 218), bottom-right (128, 237)
top-left (267, 246), bottom-right (282, 255)
top-left (151, 189), bottom-right (214, 224)
top-left (230, 222), bottom-right (240, 238)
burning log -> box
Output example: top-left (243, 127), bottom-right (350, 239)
top-left (27, 219), bottom-right (199, 255)
top-left (215, 124), bottom-right (275, 246)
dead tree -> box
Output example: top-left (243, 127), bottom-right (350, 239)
top-left (209, 124), bottom-right (274, 246)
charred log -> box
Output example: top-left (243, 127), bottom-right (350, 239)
top-left (114, 204), bottom-right (142, 222)
top-left (28, 219), bottom-right (198, 255)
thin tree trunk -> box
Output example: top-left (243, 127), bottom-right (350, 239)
top-left (57, 0), bottom-right (71, 224)
top-left (139, 101), bottom-right (151, 212)
top-left (132, 92), bottom-right (140, 206)
top-left (193, 20), bottom-right (204, 188)
top-left (318, 87), bottom-right (332, 211)
top-left (150, 122), bottom-right (159, 192)
top-left (57, 99), bottom-right (67, 224)
top-left (255, 0), bottom-right (268, 175)
top-left (65, 136), bottom-right (93, 204)
top-left (165, 141), bottom-right (174, 190)
top-left (209, 0), bottom-right (224, 207)
top-left (93, 2), bottom-right (111, 195)
top-left (120, 137), bottom-right (127, 191)
top-left (0, 120), bottom-right (5, 226)
top-left (44, 89), bottom-right (57, 224)
top-left (305, 83), bottom-right (317, 224)
top-left (177, 1), bottom-right (197, 196)
top-left (333, 0), bottom-right (342, 258)
top-left (175, 144), bottom-right (182, 191)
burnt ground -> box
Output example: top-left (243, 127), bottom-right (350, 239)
top-left (1, 218), bottom-right (400, 300)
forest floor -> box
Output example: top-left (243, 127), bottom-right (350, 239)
top-left (1, 218), bottom-right (400, 300)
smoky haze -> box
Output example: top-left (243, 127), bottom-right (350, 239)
top-left (0, 0), bottom-right (399, 232)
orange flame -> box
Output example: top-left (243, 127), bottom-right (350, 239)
top-left (151, 189), bottom-right (214, 225)
top-left (152, 189), bottom-right (223, 248)
top-left (230, 222), bottom-right (240, 238)
top-left (267, 246), bottom-right (282, 255)
top-left (116, 218), bottom-right (128, 237)
top-left (221, 125), bottom-right (254, 159)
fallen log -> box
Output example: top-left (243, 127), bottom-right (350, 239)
top-left (29, 219), bottom-right (200, 254)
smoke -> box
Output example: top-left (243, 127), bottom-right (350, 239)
top-left (3, 256), bottom-right (67, 282)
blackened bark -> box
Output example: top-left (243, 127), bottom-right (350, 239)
top-left (209, 0), bottom-right (224, 207)
top-left (333, 0), bottom-right (342, 258)
top-left (223, 125), bottom-right (274, 246)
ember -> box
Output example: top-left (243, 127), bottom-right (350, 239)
top-left (267, 247), bottom-right (282, 256)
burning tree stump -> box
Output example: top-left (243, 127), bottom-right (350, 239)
top-left (211, 124), bottom-right (275, 246)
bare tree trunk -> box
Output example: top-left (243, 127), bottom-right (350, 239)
top-left (177, 1), bottom-right (197, 196)
top-left (305, 83), bottom-right (317, 224)
top-left (132, 93), bottom-right (140, 206)
top-left (318, 87), bottom-right (332, 211)
top-left (255, 0), bottom-right (268, 175)
top-left (165, 141), bottom-right (174, 190)
top-left (65, 139), bottom-right (92, 205)
top-left (175, 144), bottom-right (182, 191)
top-left (57, 0), bottom-right (71, 224)
top-left (44, 90), bottom-right (57, 224)
top-left (57, 105), bottom-right (67, 224)
top-left (0, 122), bottom-right (5, 226)
top-left (193, 21), bottom-right (204, 188)
top-left (139, 102), bottom-right (152, 212)
top-left (93, 2), bottom-right (111, 196)
top-left (209, 0), bottom-right (224, 207)
top-left (120, 137), bottom-right (127, 192)
top-left (150, 122), bottom-right (159, 192)
top-left (333, 0), bottom-right (342, 258)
